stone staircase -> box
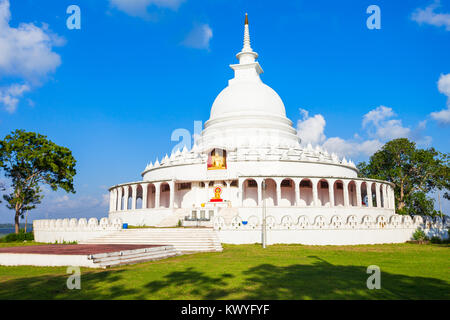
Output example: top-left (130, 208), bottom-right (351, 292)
top-left (81, 228), bottom-right (223, 253)
top-left (89, 245), bottom-right (179, 268)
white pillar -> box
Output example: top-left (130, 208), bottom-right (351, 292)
top-left (375, 182), bottom-right (381, 208)
top-left (390, 186), bottom-right (396, 210)
top-left (382, 184), bottom-right (387, 208)
top-left (109, 190), bottom-right (113, 212)
top-left (239, 179), bottom-right (244, 207)
top-left (256, 178), bottom-right (263, 206)
top-left (276, 179), bottom-right (281, 207)
top-left (169, 181), bottom-right (175, 208)
top-left (131, 184), bottom-right (137, 210)
top-left (294, 179), bottom-right (300, 207)
top-left (155, 182), bottom-right (161, 209)
top-left (367, 183), bottom-right (373, 208)
top-left (142, 183), bottom-right (148, 209)
top-left (117, 187), bottom-right (123, 211)
top-left (226, 181), bottom-right (231, 203)
top-left (206, 181), bottom-right (210, 204)
top-left (312, 178), bottom-right (319, 207)
top-left (343, 180), bottom-right (350, 207)
top-left (356, 181), bottom-right (362, 208)
top-left (123, 186), bottom-right (129, 210)
top-left (328, 179), bottom-right (335, 207)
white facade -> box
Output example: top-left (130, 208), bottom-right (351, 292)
top-left (108, 16), bottom-right (398, 234)
top-left (32, 15), bottom-right (449, 246)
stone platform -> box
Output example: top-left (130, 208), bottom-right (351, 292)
top-left (0, 244), bottom-right (179, 268)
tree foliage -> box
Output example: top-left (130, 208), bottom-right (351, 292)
top-left (0, 130), bottom-right (76, 233)
top-left (357, 138), bottom-right (449, 216)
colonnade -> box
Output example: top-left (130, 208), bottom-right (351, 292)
top-left (109, 177), bottom-right (395, 212)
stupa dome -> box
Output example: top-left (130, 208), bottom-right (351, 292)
top-left (210, 81), bottom-right (286, 119)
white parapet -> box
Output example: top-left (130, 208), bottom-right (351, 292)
top-left (213, 214), bottom-right (449, 245)
top-left (33, 217), bottom-right (123, 243)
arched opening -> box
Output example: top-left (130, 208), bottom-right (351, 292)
top-left (280, 178), bottom-right (295, 206)
top-left (262, 178), bottom-right (276, 206)
top-left (371, 183), bottom-right (377, 207)
top-left (160, 182), bottom-right (170, 208)
top-left (380, 184), bottom-right (384, 208)
top-left (243, 178), bottom-right (258, 207)
top-left (361, 182), bottom-right (368, 207)
top-left (175, 182), bottom-right (191, 208)
top-left (299, 179), bottom-right (313, 206)
top-left (348, 181), bottom-right (357, 207)
top-left (333, 180), bottom-right (344, 206)
top-left (119, 187), bottom-right (125, 210)
top-left (146, 184), bottom-right (155, 208)
top-left (136, 185), bottom-right (143, 209)
top-left (126, 186), bottom-right (132, 210)
top-left (318, 179), bottom-right (330, 207)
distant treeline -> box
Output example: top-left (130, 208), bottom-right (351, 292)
top-left (0, 223), bottom-right (33, 229)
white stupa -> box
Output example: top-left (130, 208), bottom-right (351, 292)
top-left (104, 14), bottom-right (417, 245)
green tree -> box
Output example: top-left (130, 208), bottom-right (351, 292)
top-left (357, 138), bottom-right (449, 216)
top-left (0, 130), bottom-right (76, 233)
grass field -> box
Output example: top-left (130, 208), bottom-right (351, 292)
top-left (0, 243), bottom-right (448, 300)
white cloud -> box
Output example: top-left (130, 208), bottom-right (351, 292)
top-left (361, 106), bottom-right (411, 140)
top-left (322, 137), bottom-right (382, 158)
top-left (0, 185), bottom-right (110, 222)
top-left (411, 0), bottom-right (450, 31)
top-left (109, 0), bottom-right (185, 17)
top-left (0, 83), bottom-right (30, 113)
top-left (297, 105), bottom-right (429, 160)
top-left (0, 0), bottom-right (63, 112)
top-left (296, 108), bottom-right (326, 145)
top-left (362, 105), bottom-right (395, 128)
top-left (181, 24), bottom-right (213, 50)
top-left (430, 73), bottom-right (450, 125)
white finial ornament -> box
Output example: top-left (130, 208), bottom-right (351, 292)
top-left (236, 13), bottom-right (258, 64)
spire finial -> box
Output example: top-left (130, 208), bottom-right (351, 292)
top-left (234, 13), bottom-right (259, 68)
top-left (242, 13), bottom-right (252, 53)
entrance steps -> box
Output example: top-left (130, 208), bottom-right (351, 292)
top-left (89, 245), bottom-right (179, 268)
top-left (81, 228), bottom-right (223, 253)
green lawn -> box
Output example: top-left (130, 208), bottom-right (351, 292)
top-left (0, 243), bottom-right (449, 299)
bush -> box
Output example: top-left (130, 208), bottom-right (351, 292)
top-left (412, 228), bottom-right (428, 241)
top-left (0, 229), bottom-right (34, 242)
top-left (430, 236), bottom-right (442, 244)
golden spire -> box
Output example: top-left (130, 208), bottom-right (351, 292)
top-left (245, 13), bottom-right (248, 25)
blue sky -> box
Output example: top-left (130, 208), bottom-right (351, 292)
top-left (0, 0), bottom-right (449, 222)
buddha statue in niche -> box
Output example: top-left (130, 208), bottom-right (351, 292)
top-left (208, 148), bottom-right (227, 170)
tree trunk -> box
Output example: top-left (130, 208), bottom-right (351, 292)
top-left (15, 212), bottom-right (20, 234)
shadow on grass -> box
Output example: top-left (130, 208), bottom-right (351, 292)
top-left (0, 269), bottom-right (138, 300)
top-left (139, 256), bottom-right (449, 299)
top-left (0, 256), bottom-right (449, 299)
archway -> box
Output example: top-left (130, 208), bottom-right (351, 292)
top-left (361, 182), bottom-right (368, 207)
top-left (263, 178), bottom-right (276, 206)
top-left (371, 183), bottom-right (377, 207)
top-left (160, 182), bottom-right (170, 208)
top-left (243, 178), bottom-right (258, 207)
top-left (348, 181), bottom-right (357, 207)
top-left (280, 178), bottom-right (295, 206)
top-left (333, 180), bottom-right (344, 206)
top-left (136, 185), bottom-right (143, 209)
top-left (146, 184), bottom-right (155, 208)
top-left (299, 179), bottom-right (313, 206)
top-left (318, 179), bottom-right (330, 207)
